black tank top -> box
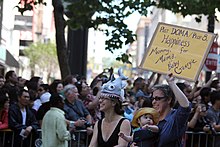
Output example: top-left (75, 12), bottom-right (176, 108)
top-left (97, 118), bottom-right (126, 147)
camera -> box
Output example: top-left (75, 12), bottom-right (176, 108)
top-left (208, 124), bottom-right (217, 135)
top-left (80, 118), bottom-right (92, 128)
top-left (84, 121), bottom-right (92, 128)
top-left (203, 117), bottom-right (217, 135)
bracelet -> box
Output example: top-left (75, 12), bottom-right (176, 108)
top-left (69, 121), bottom-right (75, 128)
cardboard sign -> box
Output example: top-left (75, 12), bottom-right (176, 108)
top-left (139, 22), bottom-right (215, 82)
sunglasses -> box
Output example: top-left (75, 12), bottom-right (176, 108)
top-left (151, 96), bottom-right (166, 101)
top-left (38, 88), bottom-right (44, 92)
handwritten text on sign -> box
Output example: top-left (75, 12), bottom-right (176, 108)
top-left (140, 23), bottom-right (215, 81)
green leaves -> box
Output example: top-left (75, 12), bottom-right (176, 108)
top-left (23, 41), bottom-right (58, 72)
top-left (157, 0), bottom-right (219, 17)
top-left (15, 0), bottom-right (46, 15)
top-left (116, 53), bottom-right (132, 64)
top-left (63, 0), bottom-right (154, 64)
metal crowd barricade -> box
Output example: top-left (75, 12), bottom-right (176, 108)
top-left (0, 129), bottom-right (14, 147)
top-left (69, 129), bottom-right (89, 147)
top-left (4, 129), bottom-right (219, 147)
top-left (0, 129), bottom-right (38, 147)
top-left (34, 129), bottom-right (89, 147)
top-left (185, 131), bottom-right (220, 147)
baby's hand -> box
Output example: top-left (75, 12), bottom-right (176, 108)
top-left (118, 132), bottom-right (125, 138)
top-left (142, 124), bottom-right (149, 130)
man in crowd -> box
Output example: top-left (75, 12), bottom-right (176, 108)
top-left (8, 89), bottom-right (39, 147)
top-left (63, 84), bottom-right (93, 146)
top-left (207, 91), bottom-right (220, 146)
top-left (2, 70), bottom-right (19, 104)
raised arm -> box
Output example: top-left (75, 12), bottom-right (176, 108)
top-left (166, 74), bottom-right (189, 108)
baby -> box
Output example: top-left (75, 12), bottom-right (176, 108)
top-left (119, 107), bottom-right (159, 147)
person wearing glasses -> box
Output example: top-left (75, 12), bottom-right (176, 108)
top-left (151, 73), bottom-right (191, 147)
top-left (89, 68), bottom-right (131, 147)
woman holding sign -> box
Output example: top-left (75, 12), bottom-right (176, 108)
top-left (151, 73), bottom-right (191, 147)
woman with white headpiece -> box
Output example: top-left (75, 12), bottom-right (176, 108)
top-left (89, 68), bottom-right (131, 147)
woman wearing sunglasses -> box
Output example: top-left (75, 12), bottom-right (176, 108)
top-left (151, 73), bottom-right (191, 147)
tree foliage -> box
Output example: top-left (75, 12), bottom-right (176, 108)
top-left (157, 0), bottom-right (220, 22)
top-left (63, 0), bottom-right (156, 63)
top-left (16, 0), bottom-right (156, 64)
top-left (23, 41), bottom-right (59, 81)
top-left (15, 0), bottom-right (46, 15)
top-left (16, 0), bottom-right (220, 78)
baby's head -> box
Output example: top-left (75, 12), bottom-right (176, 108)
top-left (131, 107), bottom-right (159, 128)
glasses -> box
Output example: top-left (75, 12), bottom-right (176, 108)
top-left (22, 95), bottom-right (30, 99)
top-left (38, 88), bottom-right (44, 92)
top-left (151, 96), bottom-right (166, 101)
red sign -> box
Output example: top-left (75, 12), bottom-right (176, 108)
top-left (204, 42), bottom-right (218, 71)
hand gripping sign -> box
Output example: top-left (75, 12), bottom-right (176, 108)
top-left (139, 22), bottom-right (216, 82)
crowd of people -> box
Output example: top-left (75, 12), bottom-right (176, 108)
top-left (0, 68), bottom-right (219, 147)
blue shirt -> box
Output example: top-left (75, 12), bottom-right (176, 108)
top-left (157, 105), bottom-right (191, 147)
top-left (64, 99), bottom-right (90, 121)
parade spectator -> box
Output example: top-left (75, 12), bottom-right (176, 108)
top-left (76, 81), bottom-right (101, 124)
top-left (25, 77), bottom-right (43, 113)
top-left (176, 82), bottom-right (192, 100)
top-left (0, 96), bottom-right (11, 147)
top-left (210, 79), bottom-right (220, 91)
top-left (42, 94), bottom-right (71, 147)
top-left (62, 75), bottom-right (78, 86)
top-left (2, 70), bottom-right (19, 104)
top-left (173, 82), bottom-right (193, 109)
top-left (8, 89), bottom-right (40, 147)
top-left (49, 79), bottom-right (63, 94)
top-left (90, 67), bottom-right (112, 90)
top-left (37, 84), bottom-right (50, 98)
top-left (186, 103), bottom-right (211, 147)
top-left (122, 99), bottom-right (135, 122)
top-left (200, 87), bottom-right (212, 108)
top-left (206, 90), bottom-right (220, 146)
top-left (0, 97), bottom-right (9, 129)
top-left (0, 75), bottom-right (4, 88)
top-left (89, 68), bottom-right (131, 147)
top-left (0, 75), bottom-right (6, 104)
top-left (17, 76), bottom-right (27, 90)
top-left (31, 84), bottom-right (50, 114)
top-left (131, 77), bottom-right (145, 96)
top-left (36, 85), bottom-right (51, 126)
top-left (29, 76), bottom-right (43, 87)
top-left (134, 89), bottom-right (151, 109)
top-left (151, 73), bottom-right (191, 147)
top-left (63, 84), bottom-right (92, 146)
top-left (119, 107), bottom-right (159, 147)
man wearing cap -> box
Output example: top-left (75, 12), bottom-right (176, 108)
top-left (134, 89), bottom-right (152, 109)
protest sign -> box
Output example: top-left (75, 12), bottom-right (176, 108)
top-left (139, 22), bottom-right (216, 81)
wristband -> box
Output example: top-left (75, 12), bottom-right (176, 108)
top-left (69, 121), bottom-right (75, 128)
